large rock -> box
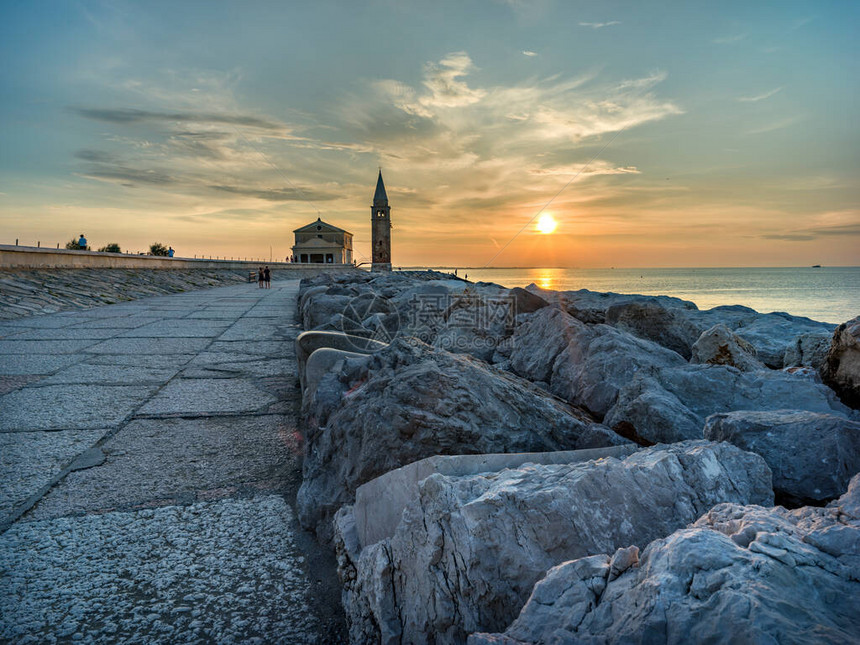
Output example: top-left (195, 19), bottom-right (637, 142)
top-left (473, 474), bottom-right (860, 644)
top-left (334, 441), bottom-right (772, 644)
top-left (690, 323), bottom-right (766, 372)
top-left (298, 338), bottom-right (626, 540)
top-left (821, 316), bottom-right (860, 409)
top-left (525, 284), bottom-right (697, 325)
top-left (508, 307), bottom-right (572, 384)
top-left (604, 364), bottom-right (856, 444)
top-left (704, 409), bottom-right (860, 504)
top-left (605, 301), bottom-right (704, 359)
top-left (433, 285), bottom-right (517, 362)
top-left (510, 307), bottom-right (686, 417)
top-left (783, 331), bottom-right (831, 370)
top-left (726, 311), bottom-right (835, 369)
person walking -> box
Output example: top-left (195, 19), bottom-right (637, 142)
top-left (258, 267), bottom-right (265, 289)
top-left (78, 233), bottom-right (87, 250)
top-left (264, 266), bottom-right (271, 289)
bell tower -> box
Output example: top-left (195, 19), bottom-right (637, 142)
top-left (371, 170), bottom-right (392, 271)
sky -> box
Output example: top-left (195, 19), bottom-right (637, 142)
top-left (1, 0), bottom-right (858, 267)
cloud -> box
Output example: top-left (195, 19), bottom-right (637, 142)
top-left (208, 184), bottom-right (340, 202)
top-left (78, 166), bottom-right (176, 186)
top-left (420, 52), bottom-right (487, 109)
top-left (529, 161), bottom-right (640, 177)
top-left (761, 214), bottom-right (860, 241)
top-left (713, 33), bottom-right (747, 44)
top-left (579, 21), bottom-right (620, 29)
top-left (737, 87), bottom-right (783, 102)
top-left (762, 234), bottom-right (815, 241)
top-left (522, 50), bottom-right (538, 57)
top-left (747, 116), bottom-right (801, 134)
top-left (72, 107), bottom-right (285, 131)
top-left (74, 149), bottom-right (118, 163)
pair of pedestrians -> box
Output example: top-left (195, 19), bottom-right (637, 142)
top-left (257, 266), bottom-right (271, 288)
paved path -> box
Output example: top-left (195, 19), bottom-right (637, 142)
top-left (0, 281), bottom-right (344, 643)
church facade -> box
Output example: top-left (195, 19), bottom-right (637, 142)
top-left (291, 218), bottom-right (353, 264)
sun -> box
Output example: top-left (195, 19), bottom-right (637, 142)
top-left (536, 213), bottom-right (557, 234)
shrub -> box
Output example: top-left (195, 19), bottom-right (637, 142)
top-left (65, 237), bottom-right (88, 250)
top-left (149, 242), bottom-right (169, 256)
top-left (98, 243), bottom-right (121, 253)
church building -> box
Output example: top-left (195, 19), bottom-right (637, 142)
top-left (291, 218), bottom-right (353, 264)
top-left (290, 171), bottom-right (392, 267)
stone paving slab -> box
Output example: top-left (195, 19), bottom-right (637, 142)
top-left (206, 340), bottom-right (287, 357)
top-left (185, 309), bottom-right (253, 320)
top-left (68, 316), bottom-right (163, 329)
top-left (0, 375), bottom-right (43, 396)
top-left (0, 339), bottom-right (100, 354)
top-left (8, 327), bottom-right (123, 340)
top-left (217, 320), bottom-right (286, 341)
top-left (136, 378), bottom-right (276, 416)
top-left (0, 316), bottom-right (80, 329)
top-left (86, 354), bottom-right (195, 369)
top-left (1, 496), bottom-right (319, 643)
top-left (86, 337), bottom-right (212, 355)
top-left (184, 357), bottom-right (298, 378)
top-left (243, 309), bottom-right (290, 319)
top-left (118, 320), bottom-right (233, 339)
top-left (0, 354), bottom-right (82, 375)
top-left (0, 384), bottom-right (158, 431)
top-left (38, 364), bottom-right (181, 386)
top-left (0, 429), bottom-right (107, 526)
top-left (26, 415), bottom-right (301, 520)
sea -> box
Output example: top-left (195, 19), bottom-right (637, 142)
top-left (423, 267), bottom-right (860, 325)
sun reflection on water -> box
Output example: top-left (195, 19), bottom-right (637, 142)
top-left (530, 268), bottom-right (563, 291)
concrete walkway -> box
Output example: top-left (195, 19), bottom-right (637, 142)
top-left (0, 281), bottom-right (344, 643)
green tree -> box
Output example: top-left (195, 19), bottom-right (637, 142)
top-left (149, 242), bottom-right (169, 256)
top-left (98, 243), bottom-right (121, 253)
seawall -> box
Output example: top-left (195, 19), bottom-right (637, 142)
top-left (0, 246), bottom-right (358, 320)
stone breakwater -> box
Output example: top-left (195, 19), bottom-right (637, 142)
top-left (0, 268), bottom-right (254, 320)
top-left (295, 270), bottom-right (860, 644)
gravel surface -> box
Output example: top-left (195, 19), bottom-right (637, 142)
top-left (0, 497), bottom-right (320, 644)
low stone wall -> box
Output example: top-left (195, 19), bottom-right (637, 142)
top-left (0, 244), bottom-right (357, 271)
top-left (0, 266), bottom-right (359, 320)
top-left (0, 245), bottom-right (360, 320)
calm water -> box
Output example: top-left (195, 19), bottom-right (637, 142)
top-left (427, 267), bottom-right (860, 324)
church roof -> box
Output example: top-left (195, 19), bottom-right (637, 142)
top-left (373, 170), bottom-right (388, 205)
top-left (293, 217), bottom-right (350, 234)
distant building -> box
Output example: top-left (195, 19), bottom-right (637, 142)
top-left (291, 218), bottom-right (353, 264)
top-left (371, 170), bottom-right (392, 272)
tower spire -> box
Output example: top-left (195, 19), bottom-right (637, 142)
top-left (373, 170), bottom-right (388, 206)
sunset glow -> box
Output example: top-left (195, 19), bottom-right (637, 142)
top-left (0, 2), bottom-right (857, 267)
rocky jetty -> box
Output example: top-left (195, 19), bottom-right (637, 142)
top-left (527, 284), bottom-right (836, 369)
top-left (0, 268), bottom-right (254, 319)
top-left (294, 271), bottom-right (860, 644)
top-left (334, 441), bottom-right (772, 644)
top-left (298, 337), bottom-right (626, 540)
top-left (470, 474), bottom-right (860, 645)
